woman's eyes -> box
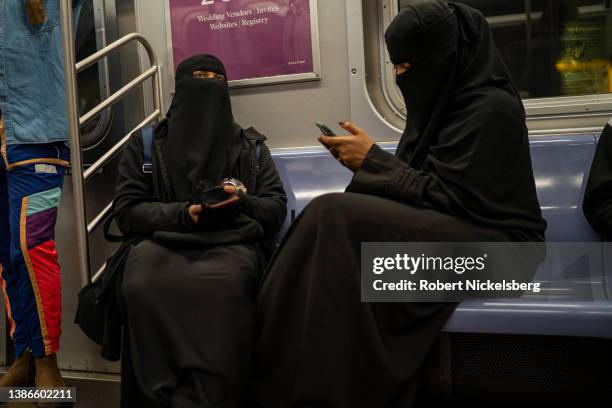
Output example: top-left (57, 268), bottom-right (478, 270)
top-left (395, 63), bottom-right (414, 75)
top-left (193, 73), bottom-right (225, 81)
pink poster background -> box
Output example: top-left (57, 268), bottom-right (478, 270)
top-left (168, 0), bottom-right (314, 81)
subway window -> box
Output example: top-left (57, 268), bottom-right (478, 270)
top-left (75, 0), bottom-right (111, 149)
top-left (396, 0), bottom-right (612, 99)
top-left (76, 1), bottom-right (101, 128)
top-left (379, 0), bottom-right (612, 125)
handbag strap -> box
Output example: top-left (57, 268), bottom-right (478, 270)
top-left (142, 125), bottom-right (153, 174)
top-left (104, 126), bottom-right (153, 243)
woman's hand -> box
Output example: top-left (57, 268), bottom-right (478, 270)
top-left (189, 185), bottom-right (240, 224)
top-left (188, 204), bottom-right (203, 224)
top-left (319, 122), bottom-right (375, 172)
top-left (223, 185), bottom-right (239, 197)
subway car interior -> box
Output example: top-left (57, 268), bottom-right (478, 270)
top-left (1, 0), bottom-right (612, 406)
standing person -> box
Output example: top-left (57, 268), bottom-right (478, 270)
top-left (251, 1), bottom-right (546, 407)
top-left (0, 0), bottom-right (82, 387)
top-left (114, 55), bottom-right (287, 407)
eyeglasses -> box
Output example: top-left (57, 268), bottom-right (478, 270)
top-left (192, 71), bottom-right (226, 81)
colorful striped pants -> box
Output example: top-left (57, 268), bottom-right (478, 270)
top-left (0, 160), bottom-right (65, 358)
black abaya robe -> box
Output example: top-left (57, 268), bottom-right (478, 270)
top-left (122, 241), bottom-right (261, 408)
top-left (115, 122), bottom-right (286, 408)
top-left (113, 54), bottom-right (287, 408)
top-left (252, 193), bottom-right (527, 408)
top-left (251, 2), bottom-right (545, 407)
top-left (583, 122), bottom-right (612, 239)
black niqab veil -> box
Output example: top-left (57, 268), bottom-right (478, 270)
top-left (386, 0), bottom-right (523, 166)
top-left (386, 0), bottom-right (457, 161)
top-left (385, 0), bottom-right (545, 234)
top-left (164, 55), bottom-right (238, 202)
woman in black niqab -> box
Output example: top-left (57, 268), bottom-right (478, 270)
top-left (251, 2), bottom-right (545, 407)
top-left (113, 55), bottom-right (287, 408)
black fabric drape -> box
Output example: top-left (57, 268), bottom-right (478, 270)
top-left (252, 193), bottom-right (531, 408)
top-left (113, 121), bottom-right (286, 242)
top-left (383, 0), bottom-right (546, 235)
top-left (164, 77), bottom-right (239, 201)
top-left (113, 116), bottom-right (286, 407)
top-left (123, 241), bottom-right (262, 408)
top-left (164, 55), bottom-right (240, 202)
top-left (251, 2), bottom-right (545, 408)
top-left (583, 122), bottom-right (612, 239)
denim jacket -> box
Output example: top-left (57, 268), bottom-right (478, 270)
top-left (0, 0), bottom-right (82, 169)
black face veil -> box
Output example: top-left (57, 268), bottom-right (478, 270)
top-left (385, 0), bottom-right (524, 168)
top-left (164, 55), bottom-right (239, 202)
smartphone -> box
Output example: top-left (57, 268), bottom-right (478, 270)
top-left (198, 186), bottom-right (239, 209)
top-left (316, 122), bottom-right (336, 137)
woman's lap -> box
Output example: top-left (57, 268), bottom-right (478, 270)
top-left (121, 241), bottom-right (261, 406)
top-left (252, 192), bottom-right (510, 408)
top-left (298, 192), bottom-right (509, 243)
top-left (122, 241), bottom-right (261, 302)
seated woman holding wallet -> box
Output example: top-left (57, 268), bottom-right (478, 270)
top-left (113, 54), bottom-right (287, 408)
top-left (250, 1), bottom-right (546, 408)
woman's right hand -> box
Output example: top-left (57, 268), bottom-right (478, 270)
top-left (319, 122), bottom-right (375, 172)
top-left (188, 204), bottom-right (203, 224)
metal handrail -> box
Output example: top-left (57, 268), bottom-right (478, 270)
top-left (60, 0), bottom-right (163, 287)
top-left (87, 202), bottom-right (113, 235)
top-left (84, 110), bottom-right (160, 181)
top-left (76, 33), bottom-right (156, 74)
top-left (84, 110), bottom-right (162, 235)
top-left (91, 263), bottom-right (107, 284)
top-left (80, 66), bottom-right (157, 126)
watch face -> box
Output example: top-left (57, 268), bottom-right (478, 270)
top-left (222, 178), bottom-right (247, 194)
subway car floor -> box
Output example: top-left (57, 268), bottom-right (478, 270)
top-left (0, 368), bottom-right (120, 408)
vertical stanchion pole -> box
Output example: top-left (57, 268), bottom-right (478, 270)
top-left (524, 0), bottom-right (533, 49)
top-left (60, 0), bottom-right (90, 287)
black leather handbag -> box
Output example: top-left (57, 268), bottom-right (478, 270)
top-left (74, 217), bottom-right (140, 361)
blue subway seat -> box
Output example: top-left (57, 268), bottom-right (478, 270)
top-left (270, 134), bottom-right (612, 339)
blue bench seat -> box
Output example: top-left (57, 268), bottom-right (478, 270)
top-left (270, 134), bottom-right (612, 339)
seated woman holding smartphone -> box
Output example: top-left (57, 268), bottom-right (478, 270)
top-left (113, 54), bottom-right (287, 408)
top-left (251, 1), bottom-right (545, 408)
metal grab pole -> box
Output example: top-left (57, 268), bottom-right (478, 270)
top-left (79, 66), bottom-right (158, 126)
top-left (60, 0), bottom-right (90, 287)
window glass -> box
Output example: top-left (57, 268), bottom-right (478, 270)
top-left (75, 0), bottom-right (111, 149)
top-left (397, 0), bottom-right (612, 99)
top-left (76, 0), bottom-right (101, 131)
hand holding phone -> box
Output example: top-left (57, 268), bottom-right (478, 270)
top-left (316, 122), bottom-right (336, 137)
top-left (318, 121), bottom-right (376, 173)
top-left (190, 185), bottom-right (241, 226)
top-left (198, 186), bottom-right (239, 209)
